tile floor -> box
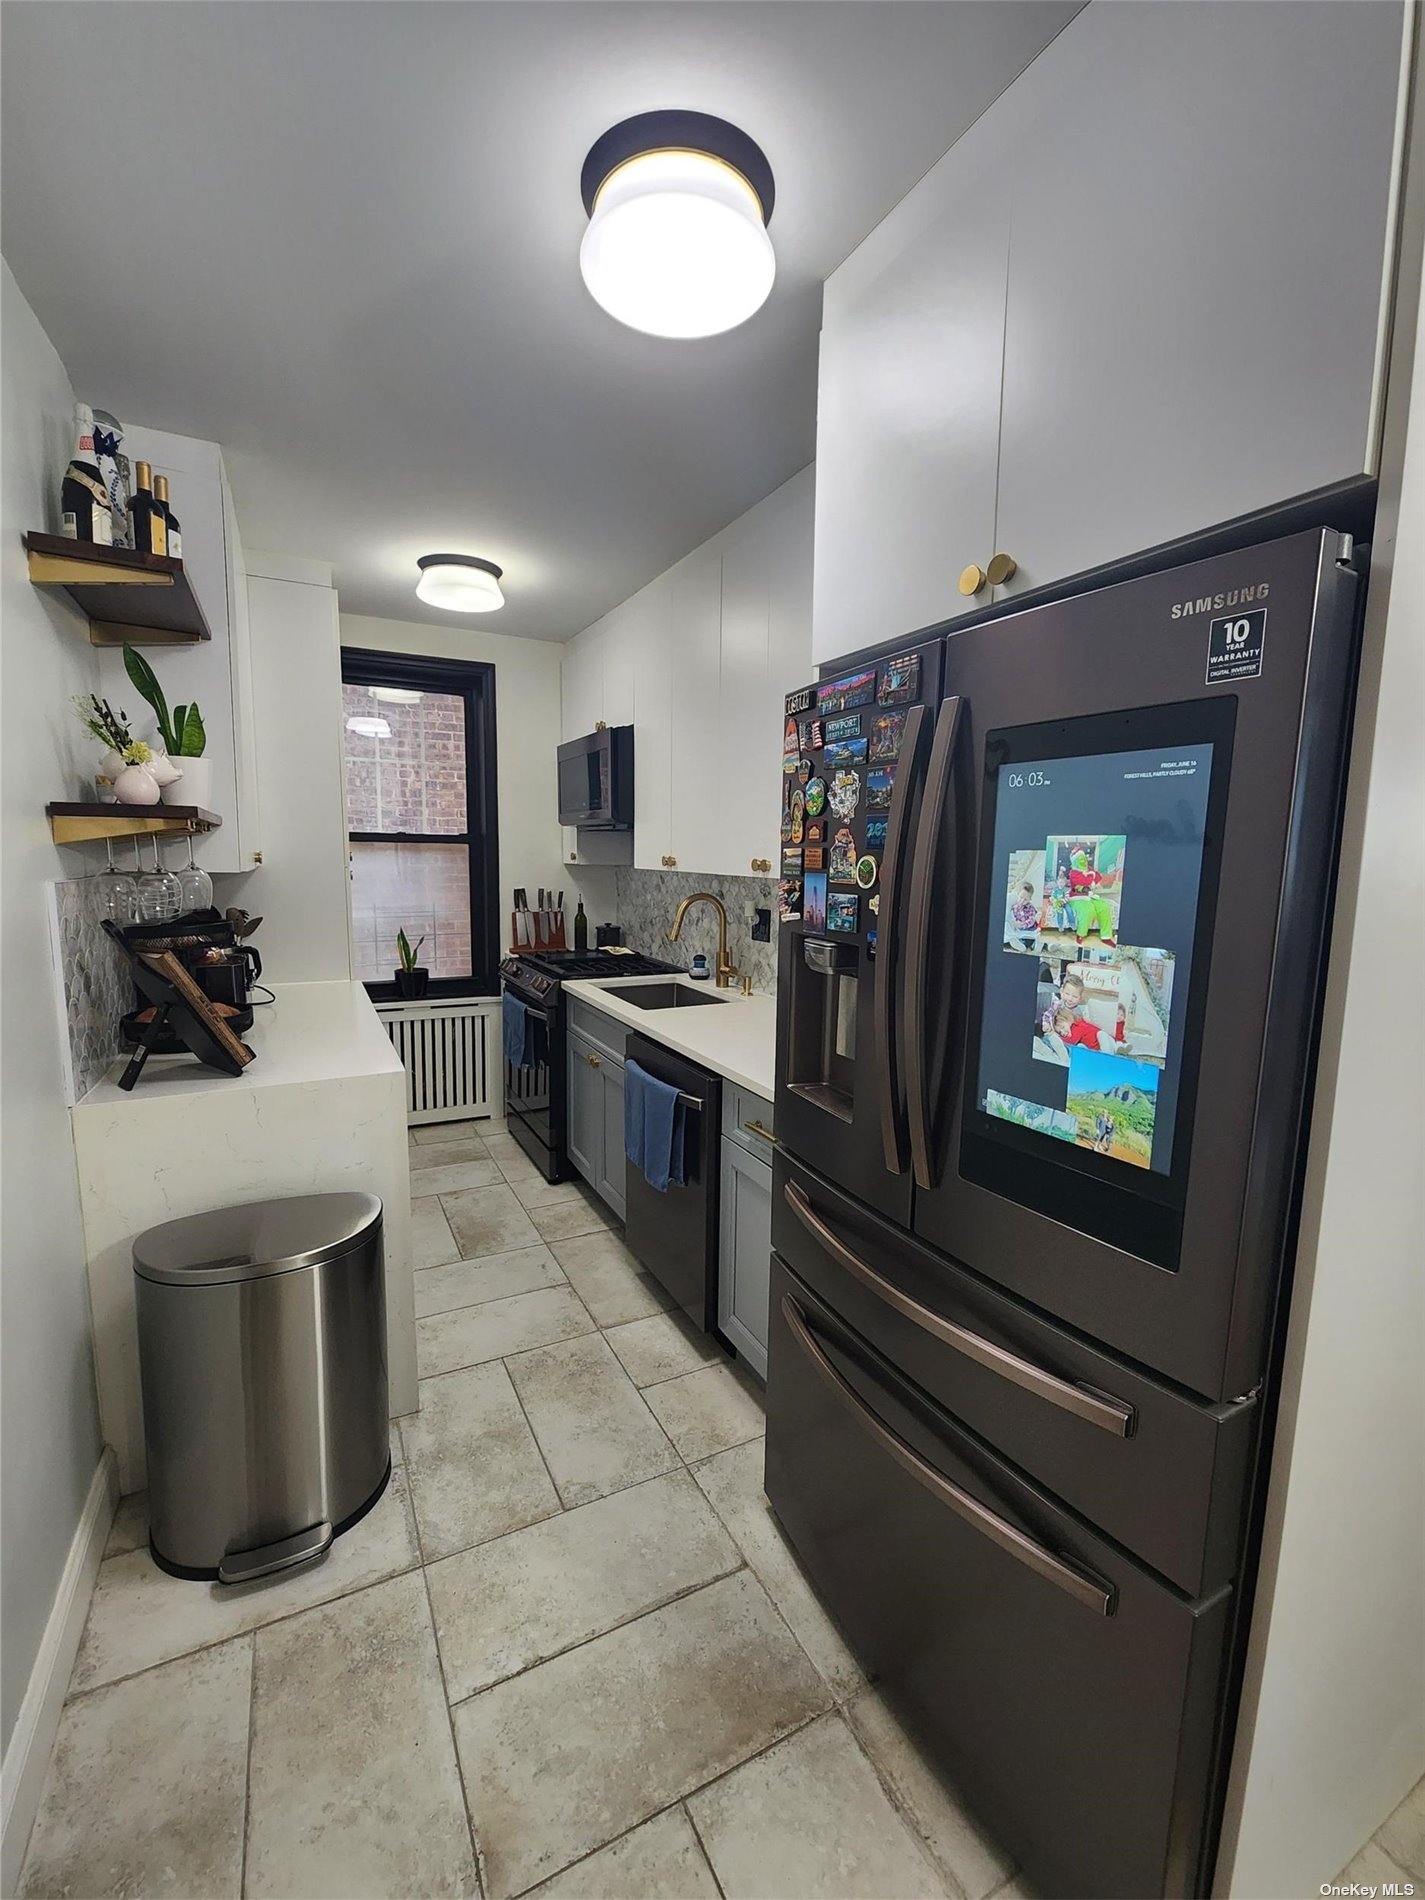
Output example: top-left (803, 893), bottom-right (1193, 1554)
top-left (19, 1116), bottom-right (1025, 1900)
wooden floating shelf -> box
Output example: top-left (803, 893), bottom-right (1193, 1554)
top-left (46, 802), bottom-right (222, 846)
top-left (24, 532), bottom-right (213, 646)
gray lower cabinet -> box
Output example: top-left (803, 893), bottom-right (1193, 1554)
top-left (718, 1136), bottom-right (773, 1380)
top-left (567, 1028), bottom-right (627, 1220)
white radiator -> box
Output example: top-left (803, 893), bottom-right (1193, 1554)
top-left (376, 999), bottom-right (503, 1126)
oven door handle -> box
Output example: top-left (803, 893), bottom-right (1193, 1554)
top-left (903, 694), bottom-right (962, 1190)
top-left (780, 1295), bottom-right (1114, 1617)
top-left (784, 1183), bottom-right (1134, 1436)
top-left (873, 702), bottom-right (927, 1177)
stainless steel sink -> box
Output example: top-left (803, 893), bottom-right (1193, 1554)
top-left (612, 983), bottom-right (727, 1010)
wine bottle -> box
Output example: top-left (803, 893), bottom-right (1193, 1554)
top-left (154, 475), bottom-right (181, 561)
top-left (59, 403), bottom-right (113, 545)
top-left (573, 898), bottom-right (588, 952)
top-left (128, 461), bottom-right (167, 558)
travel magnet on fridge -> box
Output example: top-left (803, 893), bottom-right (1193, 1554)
top-left (827, 892), bottom-right (860, 932)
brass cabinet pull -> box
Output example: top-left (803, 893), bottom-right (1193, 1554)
top-left (743, 1119), bottom-right (777, 1145)
top-left (783, 1182), bottom-right (1134, 1436)
top-left (750, 857), bottom-right (771, 873)
top-left (958, 563), bottom-right (988, 597)
top-left (586, 1052), bottom-right (601, 1069)
top-left (780, 1295), bottom-right (1114, 1616)
top-left (660, 854), bottom-right (679, 868)
top-left (986, 552), bottom-right (1018, 586)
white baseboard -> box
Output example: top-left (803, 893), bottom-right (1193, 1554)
top-left (1, 1449), bottom-right (118, 1894)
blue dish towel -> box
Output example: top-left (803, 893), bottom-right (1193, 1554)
top-left (502, 992), bottom-right (534, 1069)
top-left (624, 1060), bottom-right (686, 1192)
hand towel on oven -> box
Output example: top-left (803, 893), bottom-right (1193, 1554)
top-left (624, 1059), bottom-right (686, 1192)
top-left (502, 992), bottom-right (535, 1069)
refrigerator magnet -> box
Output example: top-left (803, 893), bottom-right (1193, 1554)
top-left (797, 757), bottom-right (813, 784)
top-left (869, 710), bottom-right (907, 762)
top-left (823, 713), bottom-right (862, 744)
top-left (866, 768), bottom-right (896, 811)
top-left (817, 668), bottom-right (876, 714)
top-left (803, 871), bottom-right (828, 932)
top-left (781, 848), bottom-right (802, 875)
top-left (824, 736), bottom-right (869, 769)
top-left (783, 717), bottom-right (801, 774)
top-left (780, 807), bottom-right (794, 845)
top-left (855, 854), bottom-right (879, 889)
top-left (785, 686), bottom-right (813, 715)
top-left (790, 789), bottom-right (806, 844)
top-left (808, 718), bottom-right (825, 749)
top-left (830, 828), bottom-right (858, 883)
top-left (827, 892), bottom-right (860, 932)
top-left (865, 814), bottom-right (889, 850)
top-left (778, 877), bottom-right (803, 922)
top-left (806, 819), bottom-right (825, 844)
top-left (868, 892), bottom-right (881, 917)
top-left (804, 778), bottom-right (827, 818)
top-left (877, 653), bottom-right (920, 705)
top-left (829, 770), bottom-right (861, 820)
top-left (803, 846), bottom-right (825, 871)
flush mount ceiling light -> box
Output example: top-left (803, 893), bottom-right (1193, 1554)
top-left (579, 110), bottom-right (776, 339)
top-left (368, 686), bottom-right (424, 704)
top-left (416, 553), bottom-right (505, 613)
top-left (346, 714), bottom-right (391, 739)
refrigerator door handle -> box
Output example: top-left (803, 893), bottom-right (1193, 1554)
top-left (904, 694), bottom-right (963, 1189)
top-left (784, 1183), bottom-right (1135, 1436)
top-left (873, 702), bottom-right (928, 1175)
top-left (780, 1296), bottom-right (1115, 1617)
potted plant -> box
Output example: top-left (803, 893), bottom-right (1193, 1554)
top-left (394, 929), bottom-right (429, 999)
top-left (122, 646), bottom-right (211, 810)
top-left (71, 694), bottom-right (168, 803)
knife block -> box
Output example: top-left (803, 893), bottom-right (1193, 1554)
top-left (510, 912), bottom-right (567, 954)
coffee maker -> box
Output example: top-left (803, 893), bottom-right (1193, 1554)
top-left (116, 910), bottom-right (262, 1052)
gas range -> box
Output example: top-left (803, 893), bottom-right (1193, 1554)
top-left (500, 949), bottom-right (678, 1002)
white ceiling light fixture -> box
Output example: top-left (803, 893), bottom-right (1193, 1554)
top-left (415, 553), bottom-right (505, 613)
top-left (346, 714), bottom-right (391, 738)
top-left (579, 110), bottom-right (776, 339)
top-left (368, 686), bottom-right (424, 704)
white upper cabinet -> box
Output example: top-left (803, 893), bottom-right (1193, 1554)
top-left (667, 545), bottom-right (724, 876)
top-left (813, 0), bottom-right (1407, 636)
top-left (813, 113), bottom-right (1012, 663)
top-left (991, 0), bottom-right (1406, 600)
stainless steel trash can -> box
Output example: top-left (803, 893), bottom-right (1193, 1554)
top-left (134, 1191), bottom-right (389, 1583)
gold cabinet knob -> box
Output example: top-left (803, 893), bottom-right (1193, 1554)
top-left (663, 854), bottom-right (677, 868)
top-left (586, 1052), bottom-right (601, 1069)
top-left (986, 552), bottom-right (1018, 586)
top-left (750, 857), bottom-right (771, 873)
top-left (959, 564), bottom-right (988, 597)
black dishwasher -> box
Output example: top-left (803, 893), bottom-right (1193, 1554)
top-left (623, 1033), bottom-right (721, 1335)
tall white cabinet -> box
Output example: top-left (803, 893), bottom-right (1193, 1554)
top-left (561, 465), bottom-right (813, 880)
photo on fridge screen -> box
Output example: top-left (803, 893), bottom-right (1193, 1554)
top-left (985, 1089), bottom-right (1077, 1142)
top-left (1003, 848), bottom-right (1046, 953)
top-left (1037, 834), bottom-right (1127, 955)
top-left (803, 870), bottom-right (828, 932)
top-left (1032, 949), bottom-right (1175, 1069)
top-left (1064, 1044), bottom-right (1160, 1169)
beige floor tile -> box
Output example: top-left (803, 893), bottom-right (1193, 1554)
top-left (247, 1571), bottom-right (477, 1898)
top-left (417, 1286), bottom-right (595, 1379)
top-left (428, 1470), bottom-right (740, 1700)
top-left (410, 1139), bottom-right (495, 1175)
top-left (551, 1235), bottom-right (676, 1327)
top-left (414, 1245), bottom-right (564, 1319)
top-left (507, 1175), bottom-right (590, 1210)
top-left (481, 1131), bottom-right (535, 1168)
top-left (525, 1808), bottom-right (720, 1900)
top-left (413, 1117), bottom-right (495, 1145)
top-left (413, 1194), bottom-right (461, 1269)
top-left (73, 1463), bottom-right (420, 1692)
top-left (506, 1331), bottom-right (679, 1506)
top-left (410, 1158), bottom-right (504, 1195)
top-left (1379, 1776), bottom-right (1425, 1880)
top-left (1339, 1839), bottom-right (1415, 1894)
top-left (846, 1688), bottom-right (1013, 1900)
top-left (440, 1182), bottom-right (542, 1257)
top-left (104, 1490), bottom-right (148, 1557)
top-left (529, 1195), bottom-right (616, 1242)
top-left (401, 1362), bottom-right (562, 1562)
top-left (693, 1439), bottom-right (864, 1700)
top-left (688, 1711), bottom-right (948, 1899)
top-left (643, 1364), bottom-right (766, 1462)
top-left (605, 1310), bottom-right (724, 1387)
top-left (453, 1570), bottom-right (830, 1899)
top-left (20, 1639), bottom-right (250, 1899)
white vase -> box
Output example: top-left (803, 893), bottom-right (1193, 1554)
top-left (162, 756), bottom-right (213, 808)
top-left (147, 750), bottom-right (184, 789)
top-left (114, 762), bottom-right (162, 806)
top-left (95, 747), bottom-right (125, 800)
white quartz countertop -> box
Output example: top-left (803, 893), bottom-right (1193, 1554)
top-left (77, 979), bottom-right (404, 1108)
top-left (562, 974), bottom-right (777, 1099)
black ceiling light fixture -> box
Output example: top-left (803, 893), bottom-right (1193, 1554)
top-left (578, 109), bottom-right (777, 339)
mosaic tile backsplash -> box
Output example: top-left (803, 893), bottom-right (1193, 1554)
top-left (52, 877), bottom-right (129, 1101)
top-left (613, 868), bottom-right (778, 994)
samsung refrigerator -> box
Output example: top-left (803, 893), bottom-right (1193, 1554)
top-left (767, 528), bottom-right (1363, 1898)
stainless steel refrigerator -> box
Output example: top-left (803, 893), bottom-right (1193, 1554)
top-left (767, 528), bottom-right (1363, 1898)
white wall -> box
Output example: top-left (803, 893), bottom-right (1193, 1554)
top-left (1218, 256), bottom-right (1425, 1894)
top-left (235, 555), bottom-right (353, 984)
top-left (339, 613), bottom-right (608, 948)
top-left (0, 264), bottom-right (105, 1745)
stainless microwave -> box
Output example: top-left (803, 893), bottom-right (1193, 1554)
top-left (557, 725), bottom-right (634, 830)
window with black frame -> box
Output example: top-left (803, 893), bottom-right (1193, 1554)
top-left (340, 648), bottom-right (500, 998)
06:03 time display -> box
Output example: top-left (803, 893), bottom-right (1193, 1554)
top-left (1006, 770), bottom-right (1050, 789)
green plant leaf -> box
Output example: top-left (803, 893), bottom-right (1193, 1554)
top-left (171, 704), bottom-right (187, 746)
top-left (122, 645), bottom-right (173, 752)
top-left (178, 704), bottom-right (205, 757)
top-left (397, 928), bottom-right (412, 969)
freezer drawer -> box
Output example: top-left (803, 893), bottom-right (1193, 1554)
top-left (765, 1258), bottom-right (1232, 1900)
top-left (772, 1152), bottom-right (1255, 1598)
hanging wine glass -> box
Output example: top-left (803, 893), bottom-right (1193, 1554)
top-left (175, 829), bottom-right (213, 914)
top-left (137, 835), bottom-right (182, 922)
top-left (94, 837), bottom-right (138, 924)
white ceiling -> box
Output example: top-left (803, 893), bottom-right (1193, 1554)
top-left (2, 2), bottom-right (1076, 641)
